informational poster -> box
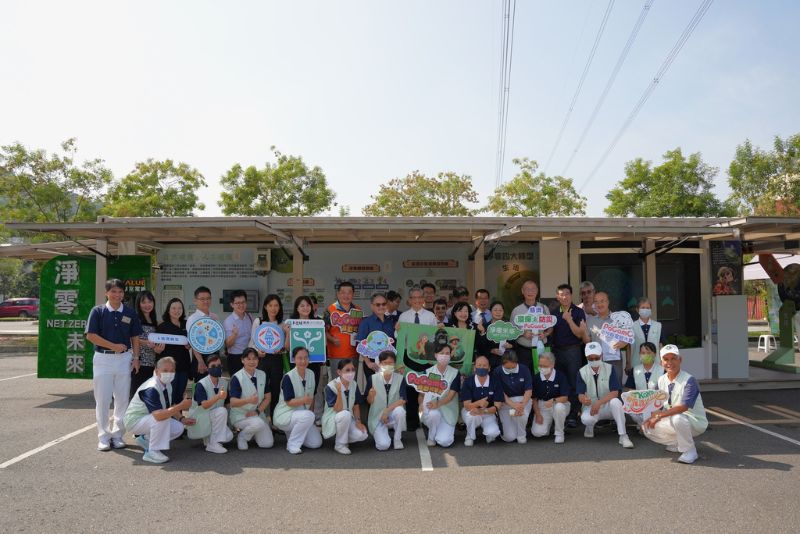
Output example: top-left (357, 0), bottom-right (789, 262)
top-left (38, 255), bottom-right (151, 379)
top-left (395, 323), bottom-right (475, 375)
top-left (710, 241), bottom-right (743, 296)
top-left (484, 242), bottom-right (540, 315)
top-left (286, 319), bottom-right (327, 363)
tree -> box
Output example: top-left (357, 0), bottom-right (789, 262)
top-left (103, 159), bottom-right (207, 217)
top-left (362, 171), bottom-right (479, 216)
top-left (0, 259), bottom-right (39, 298)
top-left (484, 158), bottom-right (586, 216)
top-left (0, 138), bottom-right (111, 238)
top-left (728, 134), bottom-right (800, 215)
top-left (605, 148), bottom-right (735, 217)
top-left (218, 148), bottom-right (335, 216)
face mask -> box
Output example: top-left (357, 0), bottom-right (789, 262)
top-left (435, 353), bottom-right (451, 365)
top-left (380, 365), bottom-right (395, 374)
top-left (638, 308), bottom-right (652, 319)
top-left (475, 368), bottom-right (489, 377)
top-left (539, 366), bottom-right (552, 376)
top-left (159, 372), bottom-right (175, 385)
top-left (208, 366), bottom-right (223, 378)
top-left (640, 354), bottom-right (655, 366)
top-left (503, 365), bottom-right (519, 375)
top-left (588, 361), bottom-right (601, 371)
top-left (342, 372), bottom-right (356, 383)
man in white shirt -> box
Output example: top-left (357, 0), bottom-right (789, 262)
top-left (186, 286), bottom-right (219, 377)
top-left (223, 289), bottom-right (253, 376)
top-left (586, 291), bottom-right (627, 384)
top-left (397, 286), bottom-right (437, 430)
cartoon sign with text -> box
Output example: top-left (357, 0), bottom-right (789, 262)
top-left (512, 306), bottom-right (557, 331)
top-left (329, 308), bottom-right (364, 346)
top-left (487, 320), bottom-right (523, 342)
top-left (591, 311), bottom-right (635, 346)
top-left (622, 389), bottom-right (669, 420)
top-left (356, 330), bottom-right (396, 360)
top-left (405, 370), bottom-right (448, 396)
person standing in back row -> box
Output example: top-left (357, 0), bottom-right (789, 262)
top-left (550, 283), bottom-right (589, 428)
top-left (397, 286), bottom-right (437, 431)
top-left (223, 290), bottom-right (252, 377)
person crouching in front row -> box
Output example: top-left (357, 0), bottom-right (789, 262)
top-left (124, 356), bottom-right (192, 464)
top-left (188, 354), bottom-right (233, 454)
top-left (228, 348), bottom-right (274, 451)
top-left (531, 351), bottom-right (571, 444)
top-left (367, 351), bottom-right (407, 451)
top-left (460, 355), bottom-right (502, 446)
top-left (421, 344), bottom-right (461, 448)
top-left (322, 358), bottom-right (369, 455)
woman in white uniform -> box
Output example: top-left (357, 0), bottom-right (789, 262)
top-left (420, 344), bottom-right (461, 448)
top-left (623, 341), bottom-right (665, 428)
top-left (322, 359), bottom-right (369, 455)
top-left (366, 351), bottom-right (406, 451)
top-left (228, 348), bottom-right (274, 451)
top-left (460, 355), bottom-right (502, 446)
top-left (189, 354), bottom-right (233, 453)
top-left (273, 347), bottom-right (323, 454)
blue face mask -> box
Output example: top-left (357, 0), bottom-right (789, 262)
top-left (475, 368), bottom-right (489, 377)
top-left (208, 366), bottom-right (223, 378)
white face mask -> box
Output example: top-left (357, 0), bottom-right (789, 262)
top-left (639, 308), bottom-right (652, 319)
top-left (341, 372), bottom-right (356, 383)
top-left (159, 372), bottom-right (175, 385)
top-left (380, 365), bottom-right (395, 374)
top-left (435, 353), bottom-right (451, 365)
top-left (503, 365), bottom-right (519, 375)
top-left (539, 366), bottom-right (552, 376)
top-left (588, 360), bottom-right (602, 371)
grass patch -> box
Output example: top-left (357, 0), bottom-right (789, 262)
top-left (0, 336), bottom-right (38, 347)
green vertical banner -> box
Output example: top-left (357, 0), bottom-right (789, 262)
top-left (38, 256), bottom-right (96, 379)
top-left (38, 255), bottom-right (152, 379)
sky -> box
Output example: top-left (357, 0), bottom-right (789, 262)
top-left (1, 0), bottom-right (798, 217)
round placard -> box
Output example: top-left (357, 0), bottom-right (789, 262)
top-left (188, 317), bottom-right (225, 354)
top-left (253, 322), bottom-right (285, 354)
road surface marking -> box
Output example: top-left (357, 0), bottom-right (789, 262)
top-left (0, 373), bottom-right (36, 382)
top-left (705, 408), bottom-right (800, 447)
top-left (415, 428), bottom-right (433, 472)
top-left (0, 423), bottom-right (97, 469)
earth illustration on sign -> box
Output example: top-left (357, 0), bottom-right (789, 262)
top-left (356, 330), bottom-right (396, 360)
top-left (188, 317), bottom-right (225, 354)
top-left (253, 322), bottom-right (285, 354)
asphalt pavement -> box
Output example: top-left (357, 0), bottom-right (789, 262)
top-left (1, 353), bottom-right (800, 533)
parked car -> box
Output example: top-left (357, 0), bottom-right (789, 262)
top-left (0, 298), bottom-right (39, 318)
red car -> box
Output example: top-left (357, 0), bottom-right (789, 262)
top-left (0, 298), bottom-right (39, 318)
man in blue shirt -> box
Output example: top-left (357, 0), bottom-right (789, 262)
top-left (85, 279), bottom-right (143, 451)
top-left (550, 283), bottom-right (589, 428)
top-left (531, 352), bottom-right (571, 444)
top-left (494, 352), bottom-right (533, 444)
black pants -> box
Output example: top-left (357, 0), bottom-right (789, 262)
top-left (513, 343), bottom-right (534, 371)
top-left (129, 365), bottom-right (154, 400)
top-left (553, 344), bottom-right (582, 419)
top-left (258, 354), bottom-right (284, 417)
top-left (226, 352), bottom-right (243, 377)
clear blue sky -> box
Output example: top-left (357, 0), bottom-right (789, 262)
top-left (1, 0), bottom-right (798, 216)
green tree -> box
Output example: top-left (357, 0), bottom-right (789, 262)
top-left (728, 134), bottom-right (800, 215)
top-left (0, 259), bottom-right (39, 298)
top-left (218, 148), bottom-right (335, 216)
top-left (362, 171), bottom-right (479, 216)
top-left (605, 148), bottom-right (734, 217)
top-left (484, 158), bottom-right (586, 216)
top-left (0, 138), bottom-right (111, 239)
top-left (103, 159), bottom-right (207, 217)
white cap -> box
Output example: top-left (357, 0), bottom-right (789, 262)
top-left (660, 344), bottom-right (680, 357)
top-left (585, 342), bottom-right (603, 357)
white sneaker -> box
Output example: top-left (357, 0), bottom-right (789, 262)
top-left (205, 443), bottom-right (227, 454)
top-left (135, 435), bottom-right (149, 451)
top-left (393, 439), bottom-right (404, 450)
top-left (334, 444), bottom-right (352, 455)
top-left (678, 448), bottom-right (699, 464)
top-left (287, 446), bottom-right (303, 455)
top-left (426, 438), bottom-right (436, 447)
top-left (517, 436), bottom-right (527, 444)
top-left (464, 437), bottom-right (474, 447)
top-left (666, 445), bottom-right (679, 453)
top-left (584, 427), bottom-right (594, 438)
top-left (237, 435), bottom-right (249, 451)
top-left (97, 441), bottom-right (111, 452)
top-left (619, 434), bottom-right (634, 449)
top-left (202, 437), bottom-right (209, 447)
top-left (554, 435), bottom-right (565, 444)
top-left (142, 450), bottom-right (169, 464)
top-left (111, 438), bottom-right (126, 449)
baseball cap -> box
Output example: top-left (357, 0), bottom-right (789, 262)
top-left (660, 344), bottom-right (680, 357)
top-left (585, 342), bottom-right (603, 357)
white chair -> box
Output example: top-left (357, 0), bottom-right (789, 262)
top-left (757, 335), bottom-right (776, 352)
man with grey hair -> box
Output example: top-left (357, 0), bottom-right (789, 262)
top-left (578, 281), bottom-right (597, 316)
top-left (124, 356), bottom-right (193, 463)
top-left (531, 352), bottom-right (571, 443)
top-left (397, 286), bottom-right (437, 430)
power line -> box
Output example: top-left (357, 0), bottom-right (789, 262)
top-left (543, 0), bottom-right (615, 175)
top-left (561, 0), bottom-right (655, 177)
top-left (494, 0), bottom-right (517, 188)
top-left (578, 0), bottom-right (715, 193)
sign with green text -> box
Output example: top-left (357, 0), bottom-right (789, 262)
top-left (395, 323), bottom-right (475, 375)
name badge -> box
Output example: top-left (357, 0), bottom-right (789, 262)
top-left (121, 316), bottom-right (131, 324)
top-left (519, 378), bottom-right (524, 382)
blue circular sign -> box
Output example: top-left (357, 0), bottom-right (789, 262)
top-left (253, 322), bottom-right (285, 354)
top-left (188, 317), bottom-right (225, 354)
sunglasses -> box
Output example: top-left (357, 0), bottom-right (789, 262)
top-left (373, 302), bottom-right (387, 307)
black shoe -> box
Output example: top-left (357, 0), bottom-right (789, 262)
top-left (566, 418), bottom-right (577, 429)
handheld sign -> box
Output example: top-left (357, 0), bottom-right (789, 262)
top-left (487, 320), bottom-right (523, 342)
top-left (253, 322), bottom-right (285, 354)
top-left (591, 311), bottom-right (635, 346)
top-left (405, 370), bottom-right (447, 396)
top-left (285, 319), bottom-right (326, 363)
top-left (356, 330), bottom-right (396, 360)
top-left (188, 317), bottom-right (225, 354)
top-left (148, 332), bottom-right (188, 346)
top-left (513, 306), bottom-right (557, 331)
top-left (621, 389), bottom-right (669, 420)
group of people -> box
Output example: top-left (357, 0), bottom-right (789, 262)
top-left (86, 276), bottom-right (707, 465)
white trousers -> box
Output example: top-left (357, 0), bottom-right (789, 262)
top-left (129, 415), bottom-right (184, 452)
top-left (93, 352), bottom-right (132, 442)
top-left (498, 396), bottom-right (532, 442)
top-left (237, 416), bottom-right (274, 448)
top-left (628, 413), bottom-right (646, 428)
top-left (373, 406), bottom-right (406, 451)
top-left (421, 408), bottom-right (455, 447)
top-left (461, 408), bottom-right (500, 441)
top-left (208, 406), bottom-right (234, 445)
top-left (277, 410), bottom-right (323, 451)
top-left (531, 400), bottom-right (569, 438)
top-left (643, 414), bottom-right (704, 452)
top-left (581, 398), bottom-right (627, 435)
top-left (334, 410), bottom-right (369, 447)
